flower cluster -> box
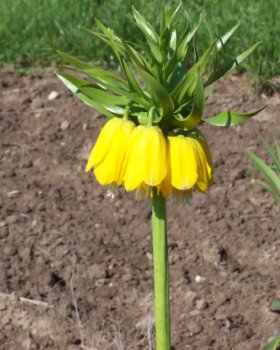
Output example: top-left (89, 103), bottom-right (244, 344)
top-left (57, 4), bottom-right (262, 201)
top-left (86, 117), bottom-right (213, 199)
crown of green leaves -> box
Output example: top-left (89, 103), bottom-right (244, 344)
top-left (56, 3), bottom-right (264, 132)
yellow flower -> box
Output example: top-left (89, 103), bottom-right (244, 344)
top-left (86, 117), bottom-right (212, 200)
top-left (86, 117), bottom-right (135, 186)
top-left (124, 125), bottom-right (167, 193)
top-left (157, 131), bottom-right (213, 198)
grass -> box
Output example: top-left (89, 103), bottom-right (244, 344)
top-left (245, 131), bottom-right (280, 203)
top-left (0, 0), bottom-right (279, 79)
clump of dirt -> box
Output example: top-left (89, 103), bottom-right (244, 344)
top-left (0, 69), bottom-right (279, 350)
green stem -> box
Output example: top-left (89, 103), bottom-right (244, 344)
top-left (152, 188), bottom-right (170, 350)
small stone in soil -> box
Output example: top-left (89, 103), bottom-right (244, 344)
top-left (187, 320), bottom-right (203, 336)
top-left (184, 291), bottom-right (197, 307)
top-left (195, 275), bottom-right (206, 283)
top-left (0, 221), bottom-right (6, 228)
top-left (6, 190), bottom-right (19, 198)
top-left (6, 215), bottom-right (18, 225)
top-left (88, 264), bottom-right (106, 279)
top-left (60, 120), bottom-right (70, 130)
top-left (195, 299), bottom-right (209, 310)
top-left (48, 90), bottom-right (60, 101)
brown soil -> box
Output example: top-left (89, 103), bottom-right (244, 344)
top-left (0, 68), bottom-right (279, 350)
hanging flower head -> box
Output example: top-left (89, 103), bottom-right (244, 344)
top-left (85, 117), bottom-right (135, 186)
top-left (56, 4), bottom-right (264, 199)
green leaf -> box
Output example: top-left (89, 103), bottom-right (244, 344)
top-left (84, 28), bottom-right (111, 48)
top-left (205, 42), bottom-right (260, 86)
top-left (82, 67), bottom-right (128, 92)
top-left (259, 135), bottom-right (280, 173)
top-left (84, 25), bottom-right (126, 57)
top-left (263, 336), bottom-right (280, 350)
top-left (121, 60), bottom-right (151, 109)
top-left (162, 3), bottom-right (182, 29)
top-left (217, 23), bottom-right (240, 51)
top-left (244, 149), bottom-right (280, 193)
top-left (269, 300), bottom-right (280, 312)
top-left (251, 179), bottom-right (280, 203)
top-left (159, 26), bottom-right (172, 54)
top-left (169, 30), bottom-right (177, 51)
top-left (132, 6), bottom-right (159, 43)
top-left (57, 50), bottom-right (94, 69)
top-left (122, 41), bottom-right (153, 74)
top-left (101, 29), bottom-right (151, 108)
top-left (168, 3), bottom-right (182, 27)
top-left (173, 74), bottom-right (204, 129)
top-left (73, 93), bottom-right (116, 119)
top-left (56, 74), bottom-right (115, 118)
top-left (204, 105), bottom-right (266, 127)
top-left (135, 66), bottom-right (174, 118)
top-left (164, 14), bottom-right (204, 79)
top-left (172, 39), bottom-right (217, 104)
top-left (166, 54), bottom-right (187, 92)
top-left (56, 72), bottom-right (127, 115)
top-left (106, 27), bottom-right (123, 63)
top-left (132, 6), bottom-right (162, 63)
top-left (176, 13), bottom-right (205, 61)
top-left (159, 2), bottom-right (165, 36)
top-left (275, 138), bottom-right (280, 165)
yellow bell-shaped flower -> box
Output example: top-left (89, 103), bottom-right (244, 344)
top-left (86, 117), bottom-right (135, 186)
top-left (157, 131), bottom-right (213, 198)
top-left (124, 125), bottom-right (167, 193)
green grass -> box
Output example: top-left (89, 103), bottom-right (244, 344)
top-left (0, 0), bottom-right (279, 79)
top-left (245, 131), bottom-right (280, 203)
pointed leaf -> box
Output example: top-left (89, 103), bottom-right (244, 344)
top-left (166, 54), bottom-right (188, 92)
top-left (135, 67), bottom-right (174, 118)
top-left (56, 73), bottom-right (116, 118)
top-left (57, 50), bottom-right (94, 69)
top-left (159, 2), bottom-right (165, 36)
top-left (251, 179), bottom-right (280, 203)
top-left (160, 26), bottom-right (172, 54)
top-left (56, 72), bottom-right (127, 114)
top-left (206, 42), bottom-right (260, 86)
top-left (263, 336), bottom-right (280, 350)
top-left (132, 6), bottom-right (162, 63)
top-left (84, 27), bottom-right (126, 57)
top-left (259, 135), bottom-right (280, 173)
top-left (244, 148), bottom-right (280, 192)
top-left (204, 105), bottom-right (266, 127)
top-left (167, 3), bottom-right (182, 28)
top-left (177, 13), bottom-right (205, 61)
top-left (269, 300), bottom-right (280, 312)
top-left (121, 61), bottom-right (151, 109)
top-left (172, 39), bottom-right (217, 103)
top-left (275, 138), bottom-right (280, 165)
top-left (122, 41), bottom-right (153, 74)
top-left (173, 74), bottom-right (204, 129)
top-left (83, 67), bottom-right (128, 91)
top-left (217, 23), bottom-right (240, 51)
top-left (164, 14), bottom-right (204, 79)
top-left (132, 6), bottom-right (159, 43)
top-left (84, 28), bottom-right (111, 47)
top-left (170, 30), bottom-right (177, 51)
top-left (74, 93), bottom-right (116, 119)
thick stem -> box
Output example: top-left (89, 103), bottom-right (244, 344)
top-left (152, 188), bottom-right (170, 350)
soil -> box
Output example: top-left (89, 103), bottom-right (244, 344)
top-left (0, 68), bottom-right (279, 350)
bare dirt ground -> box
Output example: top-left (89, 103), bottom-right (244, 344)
top-left (0, 68), bottom-right (279, 350)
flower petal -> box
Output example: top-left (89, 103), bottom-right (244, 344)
top-left (169, 135), bottom-right (198, 190)
top-left (86, 118), bottom-right (135, 185)
top-left (85, 118), bottom-right (123, 172)
top-left (124, 125), bottom-right (167, 191)
top-left (190, 134), bottom-right (213, 192)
